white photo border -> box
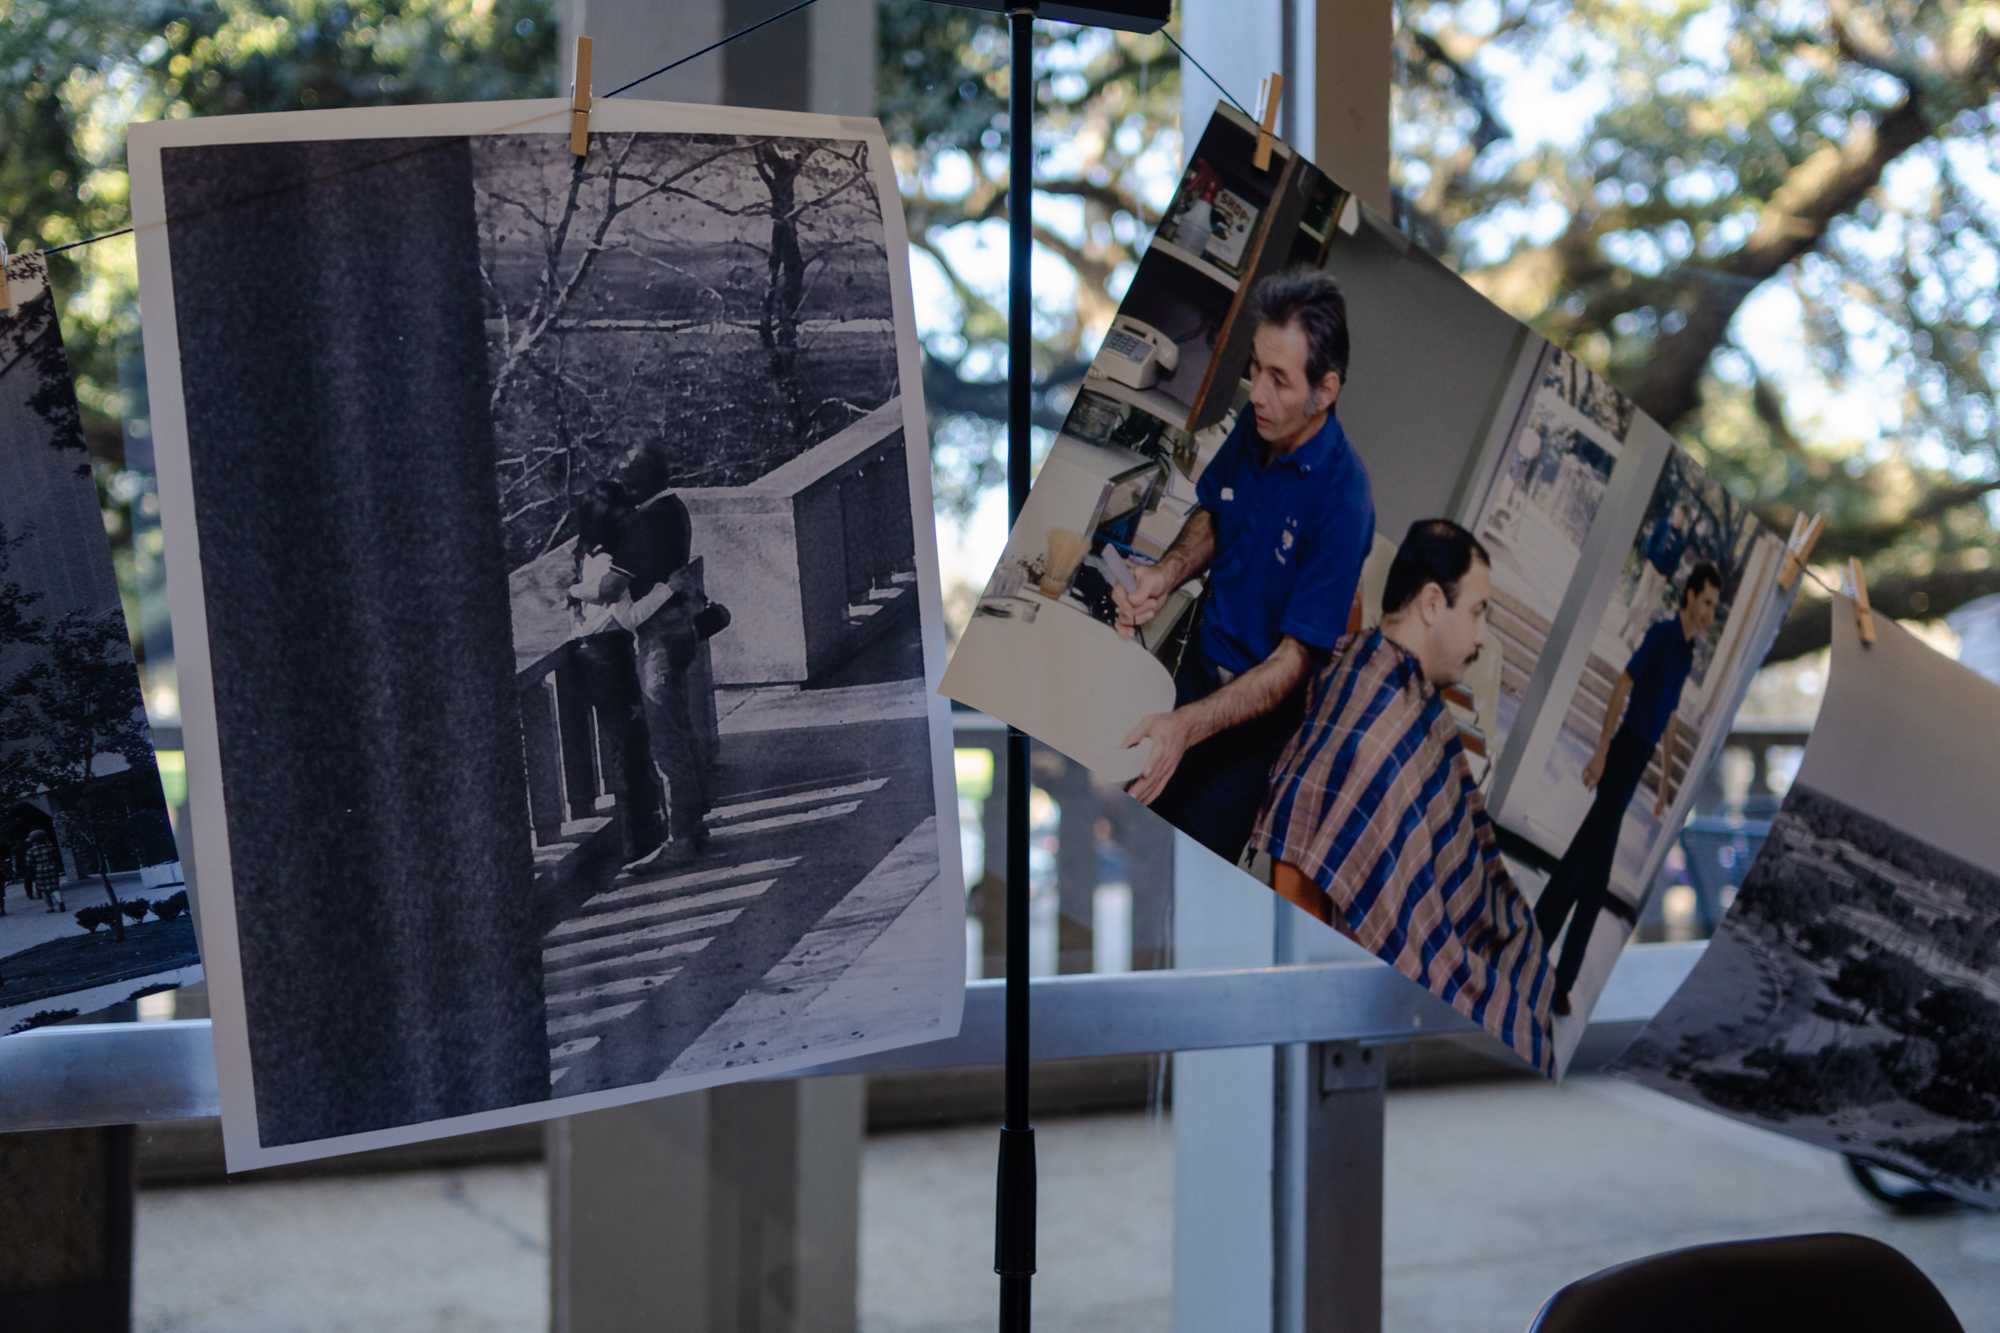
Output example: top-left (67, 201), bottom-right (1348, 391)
top-left (130, 96), bottom-right (964, 1171)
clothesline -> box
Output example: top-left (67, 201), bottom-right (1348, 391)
top-left (9, 0), bottom-right (838, 265)
top-left (0, 15), bottom-right (1857, 615)
top-left (9, 3), bottom-right (1240, 266)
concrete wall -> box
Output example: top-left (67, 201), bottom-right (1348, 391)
top-left (681, 401), bottom-right (908, 687)
top-left (679, 489), bottom-right (809, 684)
top-left (1326, 219), bottom-right (1533, 542)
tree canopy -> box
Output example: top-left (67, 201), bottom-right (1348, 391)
top-left (2, 0), bottom-right (559, 668)
top-left (878, 6), bottom-right (1180, 516)
top-left (1394, 0), bottom-right (2000, 660)
top-left (6, 1), bottom-right (1996, 672)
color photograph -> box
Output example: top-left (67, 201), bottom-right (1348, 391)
top-left (1507, 446), bottom-right (1785, 1055)
top-left (943, 106), bottom-right (1559, 1071)
top-left (1466, 343), bottom-right (1633, 751)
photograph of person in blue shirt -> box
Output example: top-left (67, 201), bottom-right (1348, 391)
top-left (1621, 498), bottom-right (1692, 646)
top-left (1534, 561), bottom-right (1723, 1014)
top-left (1111, 268), bottom-right (1375, 865)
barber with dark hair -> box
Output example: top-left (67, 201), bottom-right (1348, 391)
top-left (1113, 267), bottom-right (1375, 863)
top-left (1535, 560), bottom-right (1724, 1013)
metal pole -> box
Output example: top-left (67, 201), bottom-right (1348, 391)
top-left (995, 6), bottom-right (1038, 1332)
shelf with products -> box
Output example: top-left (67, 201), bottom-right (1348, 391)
top-left (1148, 238), bottom-right (1242, 291)
top-left (1076, 370), bottom-right (1193, 434)
top-left (1161, 103), bottom-right (1321, 434)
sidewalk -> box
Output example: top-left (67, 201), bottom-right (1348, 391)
top-left (130, 1075), bottom-right (2000, 1331)
top-left (0, 870), bottom-right (196, 1030)
top-left (0, 873), bottom-right (154, 954)
top-left (538, 667), bottom-right (943, 1094)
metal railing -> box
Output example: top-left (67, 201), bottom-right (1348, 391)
top-left (0, 712), bottom-right (1798, 1137)
top-left (0, 942), bottom-right (1704, 1134)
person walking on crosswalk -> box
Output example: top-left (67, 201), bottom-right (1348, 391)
top-left (26, 827), bottom-right (64, 913)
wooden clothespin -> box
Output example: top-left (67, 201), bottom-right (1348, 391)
top-left (1777, 511), bottom-right (1825, 591)
top-left (1848, 557), bottom-right (1876, 646)
top-left (1253, 72), bottom-right (1284, 172)
top-left (1775, 513), bottom-right (1807, 588)
top-left (569, 35), bottom-right (594, 158)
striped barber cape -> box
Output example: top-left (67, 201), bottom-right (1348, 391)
top-left (1251, 629), bottom-right (1557, 1074)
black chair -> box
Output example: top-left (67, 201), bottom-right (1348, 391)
top-left (1527, 1232), bottom-right (1964, 1332)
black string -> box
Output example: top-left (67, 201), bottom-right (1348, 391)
top-left (5, 0), bottom-right (829, 264)
top-left (1162, 30), bottom-right (1253, 116)
top-left (11, 11), bottom-right (1256, 263)
top-left (602, 0), bottom-right (822, 99)
top-left (43, 228), bottom-right (133, 256)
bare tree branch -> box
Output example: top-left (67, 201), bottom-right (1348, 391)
top-left (1622, 25), bottom-right (2000, 430)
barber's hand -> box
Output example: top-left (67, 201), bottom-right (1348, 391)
top-left (1122, 708), bottom-right (1193, 806)
top-left (1582, 752), bottom-right (1606, 790)
top-left (1112, 565), bottom-right (1173, 638)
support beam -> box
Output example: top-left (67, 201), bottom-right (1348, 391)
top-left (549, 1077), bottom-right (865, 1333)
top-left (1302, 1042), bottom-right (1385, 1332)
top-left (1309, 0), bottom-right (1393, 213)
top-left (547, 6), bottom-right (879, 1329)
top-left (563, 1), bottom-right (876, 113)
top-left (0, 1126), bottom-right (135, 1332)
top-left (1170, 5), bottom-right (1394, 1330)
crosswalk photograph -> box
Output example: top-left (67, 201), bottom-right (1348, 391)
top-left (531, 670), bottom-right (951, 1096)
top-left (137, 103), bottom-right (961, 1168)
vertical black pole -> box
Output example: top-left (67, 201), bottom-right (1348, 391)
top-left (996, 6), bottom-right (1037, 1333)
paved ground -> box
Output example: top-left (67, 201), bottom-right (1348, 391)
top-left (541, 671), bottom-right (944, 1096)
top-left (0, 872), bottom-right (199, 1033)
top-left (131, 1075), bottom-right (2000, 1331)
top-left (0, 871), bottom-right (170, 954)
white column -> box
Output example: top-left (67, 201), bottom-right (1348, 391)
top-left (562, 1), bottom-right (877, 113)
top-left (1169, 4), bottom-right (1393, 1330)
top-left (563, 0), bottom-right (725, 104)
top-left (1171, 839), bottom-right (1280, 1333)
top-left (548, 6), bottom-right (877, 1330)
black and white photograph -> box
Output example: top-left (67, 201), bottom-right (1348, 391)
top-left (131, 98), bottom-right (962, 1169)
top-left (1617, 607), bottom-right (2000, 1204)
top-left (0, 253), bottom-right (191, 1039)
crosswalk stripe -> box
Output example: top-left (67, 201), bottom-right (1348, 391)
top-left (543, 939), bottom-right (712, 991)
top-left (542, 913), bottom-right (734, 967)
top-left (546, 999), bottom-right (643, 1038)
top-left (551, 879), bottom-right (776, 940)
top-left (710, 800), bottom-right (861, 839)
top-left (550, 1036), bottom-right (601, 1061)
top-left (707, 769), bottom-right (875, 804)
top-left (547, 967), bottom-right (685, 1009)
top-left (709, 778), bottom-right (887, 823)
top-left (585, 857), bottom-right (800, 909)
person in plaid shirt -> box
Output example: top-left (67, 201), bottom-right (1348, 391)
top-left (1252, 519), bottom-right (1557, 1073)
top-left (26, 827), bottom-right (64, 914)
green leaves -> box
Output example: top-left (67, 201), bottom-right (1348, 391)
top-left (1396, 0), bottom-right (2000, 659)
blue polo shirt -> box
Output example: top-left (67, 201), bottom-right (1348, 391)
top-left (1192, 410), bottom-right (1374, 677)
top-left (1621, 615), bottom-right (1696, 748)
top-left (1642, 516), bottom-right (1690, 579)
